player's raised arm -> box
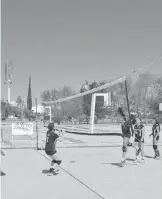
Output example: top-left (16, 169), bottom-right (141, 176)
top-left (57, 129), bottom-right (65, 142)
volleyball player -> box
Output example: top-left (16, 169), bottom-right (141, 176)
top-left (133, 118), bottom-right (145, 163)
top-left (149, 118), bottom-right (160, 159)
top-left (120, 116), bottom-right (132, 167)
top-left (45, 123), bottom-right (64, 176)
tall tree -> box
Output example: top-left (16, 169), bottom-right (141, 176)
top-left (27, 76), bottom-right (32, 121)
top-left (16, 95), bottom-right (22, 118)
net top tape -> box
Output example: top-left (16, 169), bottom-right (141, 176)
top-left (43, 76), bottom-right (126, 105)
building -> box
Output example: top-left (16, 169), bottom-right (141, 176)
top-left (32, 104), bottom-right (44, 114)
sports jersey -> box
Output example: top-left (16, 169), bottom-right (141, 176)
top-left (134, 124), bottom-right (144, 141)
top-left (45, 130), bottom-right (59, 152)
top-left (152, 124), bottom-right (160, 138)
top-left (121, 120), bottom-right (131, 138)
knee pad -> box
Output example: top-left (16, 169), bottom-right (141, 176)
top-left (56, 160), bottom-right (62, 165)
top-left (52, 160), bottom-right (62, 165)
top-left (153, 145), bottom-right (157, 150)
top-left (122, 146), bottom-right (127, 152)
top-left (52, 160), bottom-right (57, 164)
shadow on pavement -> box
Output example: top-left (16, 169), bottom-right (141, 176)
top-left (42, 169), bottom-right (49, 174)
top-left (145, 155), bottom-right (153, 159)
top-left (126, 158), bottom-right (134, 162)
top-left (102, 162), bottom-right (121, 167)
top-left (110, 163), bottom-right (120, 167)
top-left (42, 169), bottom-right (59, 176)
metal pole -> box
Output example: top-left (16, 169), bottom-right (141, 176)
top-left (35, 98), bottom-right (38, 150)
top-left (7, 82), bottom-right (11, 103)
top-left (49, 107), bottom-right (52, 123)
top-left (125, 80), bottom-right (134, 136)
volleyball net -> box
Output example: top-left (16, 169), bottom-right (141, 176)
top-left (42, 60), bottom-right (162, 142)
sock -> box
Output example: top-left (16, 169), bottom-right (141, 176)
top-left (155, 150), bottom-right (158, 157)
top-left (121, 158), bottom-right (125, 162)
top-left (157, 150), bottom-right (160, 157)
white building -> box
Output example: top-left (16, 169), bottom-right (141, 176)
top-left (32, 104), bottom-right (44, 113)
top-left (9, 100), bottom-right (17, 106)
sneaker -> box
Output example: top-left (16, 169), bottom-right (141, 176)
top-left (119, 159), bottom-right (126, 167)
top-left (133, 158), bottom-right (139, 163)
top-left (47, 168), bottom-right (54, 176)
top-left (140, 159), bottom-right (145, 163)
top-left (54, 168), bottom-right (59, 173)
top-left (155, 156), bottom-right (161, 160)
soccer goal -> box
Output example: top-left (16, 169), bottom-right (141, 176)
top-left (90, 93), bottom-right (111, 134)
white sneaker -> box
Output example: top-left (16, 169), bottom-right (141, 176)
top-left (54, 168), bottom-right (59, 173)
top-left (133, 158), bottom-right (139, 163)
top-left (140, 159), bottom-right (145, 163)
top-left (119, 159), bottom-right (126, 167)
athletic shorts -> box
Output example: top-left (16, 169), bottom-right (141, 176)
top-left (123, 134), bottom-right (131, 139)
top-left (134, 138), bottom-right (144, 143)
top-left (45, 150), bottom-right (57, 156)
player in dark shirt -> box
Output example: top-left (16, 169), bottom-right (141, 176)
top-left (120, 116), bottom-right (132, 167)
top-left (133, 118), bottom-right (145, 163)
top-left (149, 118), bottom-right (160, 159)
top-left (45, 123), bottom-right (64, 175)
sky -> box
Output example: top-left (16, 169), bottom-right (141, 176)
top-left (1, 0), bottom-right (162, 104)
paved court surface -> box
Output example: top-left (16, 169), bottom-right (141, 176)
top-left (1, 145), bottom-right (162, 199)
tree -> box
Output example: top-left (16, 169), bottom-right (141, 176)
top-left (16, 95), bottom-right (23, 118)
top-left (41, 85), bottom-right (83, 123)
top-left (27, 76), bottom-right (32, 121)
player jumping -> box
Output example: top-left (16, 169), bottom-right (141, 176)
top-left (149, 118), bottom-right (160, 159)
top-left (133, 118), bottom-right (145, 163)
top-left (45, 123), bottom-right (64, 176)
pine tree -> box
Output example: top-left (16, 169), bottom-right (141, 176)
top-left (27, 76), bottom-right (32, 121)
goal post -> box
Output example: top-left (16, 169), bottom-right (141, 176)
top-left (90, 93), bottom-right (111, 134)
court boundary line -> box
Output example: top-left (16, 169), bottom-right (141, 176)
top-left (38, 150), bottom-right (107, 199)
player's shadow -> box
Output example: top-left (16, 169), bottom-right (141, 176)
top-left (42, 169), bottom-right (49, 174)
top-left (103, 158), bottom-right (134, 167)
top-left (102, 162), bottom-right (120, 167)
top-left (144, 155), bottom-right (153, 159)
top-left (110, 163), bottom-right (120, 167)
top-left (0, 171), bottom-right (6, 176)
top-left (126, 158), bottom-right (134, 162)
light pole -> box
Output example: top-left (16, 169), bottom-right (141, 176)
top-left (4, 60), bottom-right (12, 104)
top-left (35, 98), bottom-right (38, 150)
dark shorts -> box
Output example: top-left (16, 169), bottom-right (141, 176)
top-left (123, 134), bottom-right (131, 139)
top-left (134, 138), bottom-right (144, 143)
top-left (45, 150), bottom-right (57, 156)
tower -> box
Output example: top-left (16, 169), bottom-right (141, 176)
top-left (4, 60), bottom-right (12, 103)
